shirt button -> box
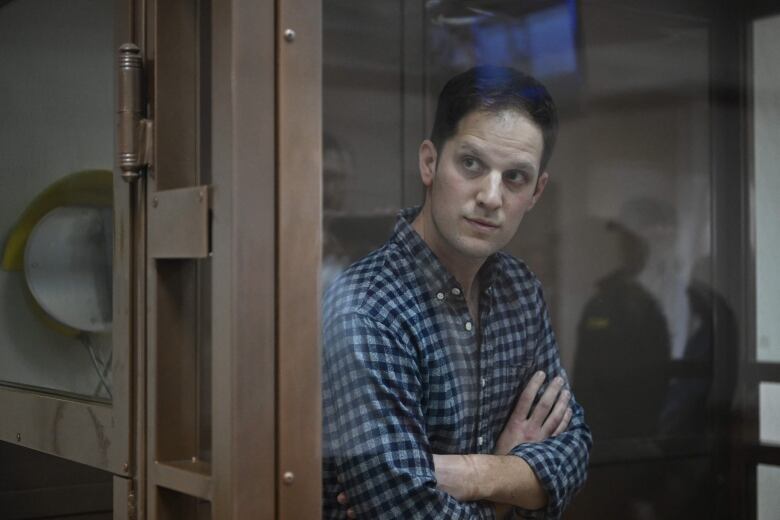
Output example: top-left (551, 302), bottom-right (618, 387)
top-left (436, 292), bottom-right (445, 301)
top-left (477, 436), bottom-right (484, 447)
top-left (465, 321), bottom-right (473, 332)
top-left (481, 377), bottom-right (486, 388)
top-left (451, 287), bottom-right (461, 296)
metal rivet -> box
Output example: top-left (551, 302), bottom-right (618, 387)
top-left (123, 462), bottom-right (129, 472)
top-left (16, 433), bottom-right (21, 442)
top-left (284, 29), bottom-right (296, 42)
top-left (152, 196), bottom-right (158, 208)
top-left (282, 471), bottom-right (295, 485)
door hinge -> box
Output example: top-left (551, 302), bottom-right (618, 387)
top-left (118, 43), bottom-right (153, 183)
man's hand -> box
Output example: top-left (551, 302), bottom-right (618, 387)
top-left (337, 491), bottom-right (357, 519)
top-left (494, 371), bottom-right (572, 455)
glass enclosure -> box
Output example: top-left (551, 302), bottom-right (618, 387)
top-left (0, 0), bottom-right (115, 401)
top-left (322, 0), bottom-right (743, 517)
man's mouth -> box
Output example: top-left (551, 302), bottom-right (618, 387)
top-left (465, 217), bottom-right (500, 231)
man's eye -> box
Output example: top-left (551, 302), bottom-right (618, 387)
top-left (462, 156), bottom-right (481, 172)
top-left (504, 171), bottom-right (528, 185)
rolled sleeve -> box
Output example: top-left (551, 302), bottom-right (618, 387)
top-left (323, 311), bottom-right (495, 519)
top-left (508, 398), bottom-right (591, 519)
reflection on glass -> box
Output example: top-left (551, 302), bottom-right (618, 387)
top-left (324, 0), bottom-right (740, 517)
top-left (0, 0), bottom-right (115, 400)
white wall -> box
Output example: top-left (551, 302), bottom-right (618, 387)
top-left (753, 14), bottom-right (780, 363)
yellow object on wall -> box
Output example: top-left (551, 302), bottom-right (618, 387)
top-left (1, 169), bottom-right (112, 271)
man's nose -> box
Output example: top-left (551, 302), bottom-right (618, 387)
top-left (476, 171), bottom-right (502, 210)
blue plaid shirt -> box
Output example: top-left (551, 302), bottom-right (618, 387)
top-left (323, 207), bottom-right (591, 519)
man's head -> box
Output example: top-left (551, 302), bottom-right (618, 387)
top-left (414, 67), bottom-right (557, 267)
top-left (430, 66), bottom-right (558, 173)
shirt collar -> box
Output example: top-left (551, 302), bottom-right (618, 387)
top-left (391, 207), bottom-right (502, 299)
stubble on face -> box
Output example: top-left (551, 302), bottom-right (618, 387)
top-left (414, 109), bottom-right (547, 280)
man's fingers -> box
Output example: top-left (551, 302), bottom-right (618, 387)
top-left (552, 407), bottom-right (573, 437)
top-left (337, 492), bottom-right (356, 518)
top-left (511, 371), bottom-right (546, 422)
top-left (542, 388), bottom-right (571, 436)
top-left (528, 375), bottom-right (565, 427)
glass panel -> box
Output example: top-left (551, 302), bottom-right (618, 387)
top-left (757, 464), bottom-right (780, 520)
top-left (759, 382), bottom-right (780, 446)
top-left (753, 13), bottom-right (780, 363)
top-left (569, 457), bottom-right (721, 518)
top-left (322, 1), bottom-right (737, 517)
top-left (0, 0), bottom-right (115, 400)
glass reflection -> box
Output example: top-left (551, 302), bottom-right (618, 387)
top-left (0, 0), bottom-right (115, 400)
top-left (323, 0), bottom-right (740, 517)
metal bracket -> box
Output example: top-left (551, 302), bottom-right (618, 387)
top-left (118, 43), bottom-right (153, 182)
top-left (148, 186), bottom-right (211, 259)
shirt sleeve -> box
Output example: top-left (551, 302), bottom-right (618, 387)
top-left (323, 311), bottom-right (495, 519)
top-left (508, 285), bottom-right (593, 520)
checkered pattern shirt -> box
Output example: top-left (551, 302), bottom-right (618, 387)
top-left (322, 207), bottom-right (591, 519)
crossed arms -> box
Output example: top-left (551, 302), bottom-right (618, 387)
top-left (322, 311), bottom-right (592, 519)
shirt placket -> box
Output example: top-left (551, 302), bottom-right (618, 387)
top-left (439, 283), bottom-right (482, 453)
top-left (475, 286), bottom-right (494, 454)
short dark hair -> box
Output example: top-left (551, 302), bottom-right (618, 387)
top-left (430, 66), bottom-right (559, 172)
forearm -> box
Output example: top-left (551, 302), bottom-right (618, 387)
top-left (434, 454), bottom-right (547, 510)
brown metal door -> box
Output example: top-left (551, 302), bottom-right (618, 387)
top-left (142, 0), bottom-right (321, 518)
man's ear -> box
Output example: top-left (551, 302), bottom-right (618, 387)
top-left (529, 171), bottom-right (549, 210)
top-left (418, 140), bottom-right (438, 188)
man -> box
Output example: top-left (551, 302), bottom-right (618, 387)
top-left (322, 66), bottom-right (591, 519)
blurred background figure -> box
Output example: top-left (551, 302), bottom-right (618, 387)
top-left (574, 205), bottom-right (671, 441)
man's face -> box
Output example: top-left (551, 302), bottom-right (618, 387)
top-left (418, 109), bottom-right (549, 262)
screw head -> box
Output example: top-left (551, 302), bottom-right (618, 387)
top-left (282, 471), bottom-right (295, 485)
top-left (284, 29), bottom-right (296, 42)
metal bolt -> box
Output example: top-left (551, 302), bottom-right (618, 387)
top-left (282, 471), bottom-right (295, 485)
top-left (284, 29), bottom-right (296, 42)
top-left (152, 196), bottom-right (158, 208)
top-left (16, 433), bottom-right (21, 442)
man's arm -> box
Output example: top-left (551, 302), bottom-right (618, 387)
top-left (323, 311), bottom-right (495, 519)
top-left (433, 370), bottom-right (573, 510)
